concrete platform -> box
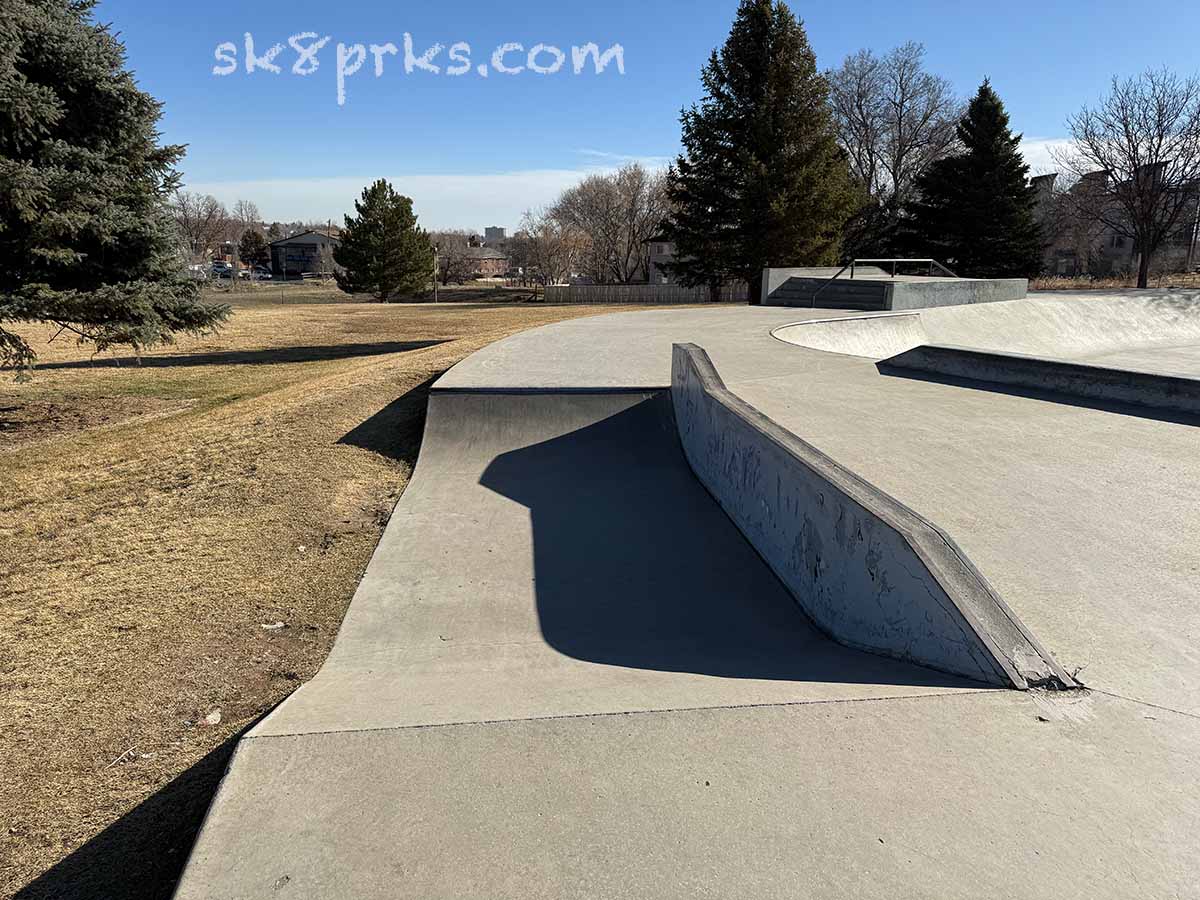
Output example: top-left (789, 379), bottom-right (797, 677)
top-left (762, 266), bottom-right (1027, 310)
top-left (177, 292), bottom-right (1200, 898)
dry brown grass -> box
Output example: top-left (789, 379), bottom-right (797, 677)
top-left (206, 278), bottom-right (539, 306)
top-left (1030, 272), bottom-right (1200, 291)
top-left (0, 290), bottom-right (635, 899)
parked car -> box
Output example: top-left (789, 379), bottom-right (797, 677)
top-left (210, 261), bottom-right (233, 278)
top-left (248, 266), bottom-right (272, 281)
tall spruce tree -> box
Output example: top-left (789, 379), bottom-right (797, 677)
top-left (0, 0), bottom-right (228, 374)
top-left (663, 0), bottom-right (860, 302)
top-left (334, 180), bottom-right (434, 302)
top-left (905, 80), bottom-right (1043, 277)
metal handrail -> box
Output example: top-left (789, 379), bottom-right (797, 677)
top-left (809, 258), bottom-right (958, 307)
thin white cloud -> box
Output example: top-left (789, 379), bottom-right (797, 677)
top-left (1020, 137), bottom-right (1073, 175)
top-left (184, 169), bottom-right (597, 232)
top-left (575, 148), bottom-right (673, 168)
top-left (184, 154), bottom-right (673, 230)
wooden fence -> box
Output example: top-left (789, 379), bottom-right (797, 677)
top-left (542, 282), bottom-right (749, 305)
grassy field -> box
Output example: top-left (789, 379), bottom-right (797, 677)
top-left (0, 286), bottom-right (634, 899)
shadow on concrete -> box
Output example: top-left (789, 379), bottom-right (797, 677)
top-left (338, 375), bottom-right (440, 465)
top-left (878, 364), bottom-right (1200, 427)
top-left (479, 393), bottom-right (967, 687)
top-left (35, 340), bottom-right (446, 370)
top-left (14, 730), bottom-right (246, 900)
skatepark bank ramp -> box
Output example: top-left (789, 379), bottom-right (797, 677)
top-left (772, 292), bottom-right (1200, 416)
top-left (176, 374), bottom-right (1031, 896)
top-left (771, 291), bottom-right (1200, 363)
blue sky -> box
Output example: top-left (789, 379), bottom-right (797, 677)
top-left (96, 0), bottom-right (1199, 230)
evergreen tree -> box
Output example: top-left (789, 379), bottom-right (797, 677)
top-left (334, 180), bottom-right (434, 301)
top-left (663, 0), bottom-right (861, 302)
top-left (905, 80), bottom-right (1043, 278)
top-left (238, 230), bottom-right (271, 268)
top-left (0, 0), bottom-right (227, 374)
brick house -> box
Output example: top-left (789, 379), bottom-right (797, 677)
top-left (465, 246), bottom-right (510, 278)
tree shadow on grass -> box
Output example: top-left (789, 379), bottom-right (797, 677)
top-left (35, 340), bottom-right (446, 370)
top-left (338, 375), bottom-right (440, 466)
top-left (14, 729), bottom-right (248, 900)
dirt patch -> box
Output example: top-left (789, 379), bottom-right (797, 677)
top-left (0, 396), bottom-right (195, 449)
top-left (0, 296), bottom-right (639, 899)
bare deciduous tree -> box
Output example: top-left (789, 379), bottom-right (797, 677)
top-left (230, 199), bottom-right (262, 238)
top-left (430, 230), bottom-right (476, 284)
top-left (550, 163), bottom-right (669, 283)
top-left (827, 42), bottom-right (960, 253)
top-left (1054, 68), bottom-right (1200, 287)
top-left (513, 208), bottom-right (586, 286)
top-left (170, 191), bottom-right (230, 262)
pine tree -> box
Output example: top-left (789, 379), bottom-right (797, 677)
top-left (334, 181), bottom-right (434, 302)
top-left (905, 80), bottom-right (1043, 278)
top-left (663, 0), bottom-right (861, 302)
top-left (0, 0), bottom-right (228, 374)
top-left (238, 230), bottom-right (270, 269)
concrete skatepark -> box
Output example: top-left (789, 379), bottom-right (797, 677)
top-left (176, 288), bottom-right (1200, 898)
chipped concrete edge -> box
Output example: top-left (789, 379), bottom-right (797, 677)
top-left (671, 342), bottom-right (1075, 690)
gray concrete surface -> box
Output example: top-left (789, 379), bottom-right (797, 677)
top-left (761, 267), bottom-right (1027, 309)
top-left (672, 343), bottom-right (1069, 688)
top-left (773, 290), bottom-right (1200, 361)
top-left (882, 344), bottom-right (1200, 415)
top-left (1085, 342), bottom-right (1200, 377)
top-left (178, 692), bottom-right (1199, 900)
top-left (177, 295), bottom-right (1200, 897)
top-left (437, 298), bottom-right (1200, 713)
top-left (762, 265), bottom-right (890, 303)
top-left (251, 390), bottom-right (972, 740)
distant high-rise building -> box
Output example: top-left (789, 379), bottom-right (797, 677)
top-left (484, 226), bottom-right (507, 245)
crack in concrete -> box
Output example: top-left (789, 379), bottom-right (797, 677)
top-left (245, 689), bottom-right (1001, 742)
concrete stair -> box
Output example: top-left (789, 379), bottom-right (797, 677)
top-left (772, 277), bottom-right (890, 310)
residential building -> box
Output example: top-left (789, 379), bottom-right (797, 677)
top-left (1036, 170), bottom-right (1200, 277)
top-left (466, 246), bottom-right (510, 277)
top-left (484, 226), bottom-right (507, 246)
top-left (645, 235), bottom-right (677, 284)
top-left (269, 230), bottom-right (341, 279)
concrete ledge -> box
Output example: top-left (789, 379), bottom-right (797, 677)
top-left (881, 344), bottom-right (1200, 416)
top-left (890, 277), bottom-right (1027, 310)
top-left (670, 342), bottom-right (1074, 689)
